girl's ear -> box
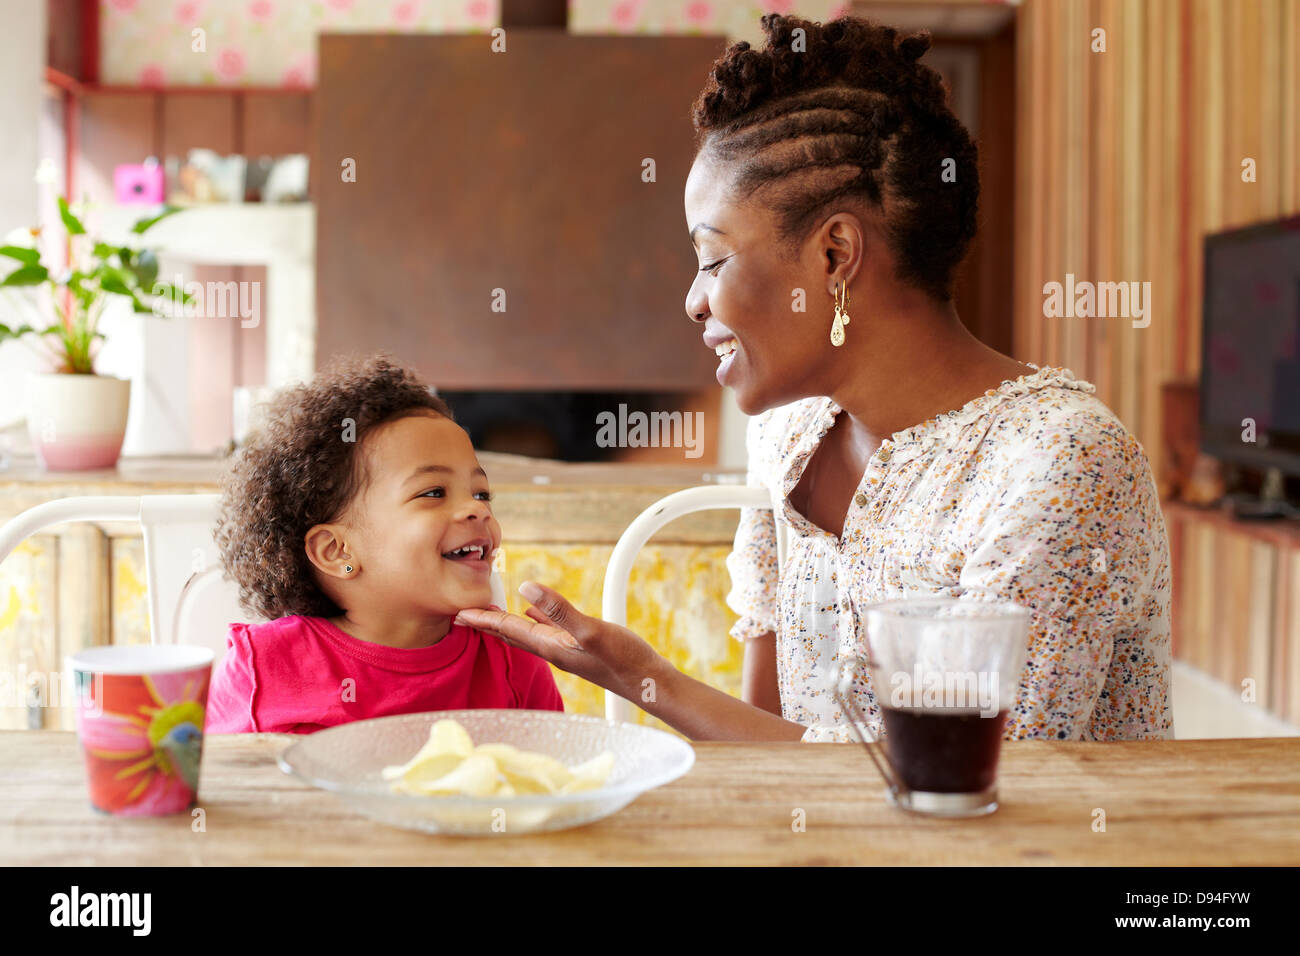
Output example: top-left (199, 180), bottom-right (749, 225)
top-left (304, 523), bottom-right (352, 578)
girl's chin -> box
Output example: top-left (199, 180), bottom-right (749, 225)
top-left (451, 584), bottom-right (495, 609)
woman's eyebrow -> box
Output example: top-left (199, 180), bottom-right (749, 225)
top-left (690, 223), bottom-right (727, 246)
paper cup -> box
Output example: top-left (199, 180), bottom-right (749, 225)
top-left (65, 645), bottom-right (214, 816)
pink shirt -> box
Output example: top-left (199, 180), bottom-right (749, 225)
top-left (205, 615), bottom-right (564, 734)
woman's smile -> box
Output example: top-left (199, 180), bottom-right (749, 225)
top-left (715, 339), bottom-right (741, 385)
top-left (703, 326), bottom-right (742, 385)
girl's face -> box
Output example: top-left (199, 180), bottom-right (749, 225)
top-left (683, 153), bottom-right (857, 415)
top-left (335, 412), bottom-right (502, 616)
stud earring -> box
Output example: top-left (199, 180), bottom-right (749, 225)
top-left (344, 564), bottom-right (353, 574)
top-left (830, 279), bottom-right (851, 347)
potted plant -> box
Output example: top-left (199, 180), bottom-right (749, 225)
top-left (0, 198), bottom-right (190, 470)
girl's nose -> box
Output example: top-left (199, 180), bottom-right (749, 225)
top-left (456, 496), bottom-right (491, 521)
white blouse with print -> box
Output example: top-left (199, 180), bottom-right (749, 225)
top-left (725, 365), bottom-right (1174, 743)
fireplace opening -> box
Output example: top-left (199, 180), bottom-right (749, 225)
top-left (436, 390), bottom-right (720, 465)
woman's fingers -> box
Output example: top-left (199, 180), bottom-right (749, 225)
top-left (455, 607), bottom-right (580, 654)
top-left (524, 605), bottom-right (558, 627)
top-left (517, 581), bottom-right (591, 637)
top-left (458, 582), bottom-right (667, 703)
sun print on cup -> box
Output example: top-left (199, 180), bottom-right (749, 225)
top-left (73, 666), bottom-right (210, 816)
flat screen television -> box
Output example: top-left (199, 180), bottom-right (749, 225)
top-left (1199, 215), bottom-right (1300, 503)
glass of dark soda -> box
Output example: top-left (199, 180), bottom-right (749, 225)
top-left (833, 597), bottom-right (1031, 817)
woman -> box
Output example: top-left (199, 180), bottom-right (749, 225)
top-left (457, 14), bottom-right (1173, 743)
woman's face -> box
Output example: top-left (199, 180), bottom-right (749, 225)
top-left (684, 154), bottom-right (850, 415)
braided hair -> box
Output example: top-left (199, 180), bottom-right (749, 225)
top-left (691, 14), bottom-right (978, 302)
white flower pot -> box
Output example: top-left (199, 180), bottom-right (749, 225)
top-left (25, 373), bottom-right (132, 471)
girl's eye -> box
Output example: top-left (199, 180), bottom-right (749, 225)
top-left (700, 260), bottom-right (726, 276)
top-left (420, 488), bottom-right (445, 498)
top-left (475, 491), bottom-right (493, 502)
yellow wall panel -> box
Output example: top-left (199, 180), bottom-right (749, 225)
top-left (497, 543), bottom-right (744, 733)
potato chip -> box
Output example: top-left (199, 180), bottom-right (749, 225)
top-left (380, 718), bottom-right (474, 781)
top-left (382, 718), bottom-right (615, 799)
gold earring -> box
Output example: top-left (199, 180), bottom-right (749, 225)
top-left (830, 280), bottom-right (851, 347)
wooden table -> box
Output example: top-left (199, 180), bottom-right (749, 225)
top-left (3, 732), bottom-right (1297, 865)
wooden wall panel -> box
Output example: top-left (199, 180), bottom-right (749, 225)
top-left (74, 92), bottom-right (155, 207)
top-left (1014, 0), bottom-right (1300, 483)
top-left (970, 25), bottom-right (1017, 356)
top-left (1246, 540), bottom-right (1275, 711)
top-left (1287, 554), bottom-right (1300, 723)
top-left (1285, 0), bottom-right (1300, 215)
top-left (108, 537), bottom-right (150, 647)
top-left (1165, 501), bottom-right (1300, 725)
top-left (314, 33), bottom-right (726, 391)
top-left (74, 91), bottom-right (311, 209)
top-left (160, 93), bottom-right (236, 158)
top-left (242, 93), bottom-right (311, 158)
top-left (0, 539), bottom-right (56, 730)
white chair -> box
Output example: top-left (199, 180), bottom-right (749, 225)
top-left (601, 485), bottom-right (787, 722)
top-left (0, 494), bottom-right (509, 671)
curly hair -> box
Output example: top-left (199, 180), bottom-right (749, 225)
top-left (691, 13), bottom-right (978, 301)
top-left (215, 354), bottom-right (452, 620)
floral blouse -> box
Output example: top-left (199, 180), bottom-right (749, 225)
top-left (725, 365), bottom-right (1174, 743)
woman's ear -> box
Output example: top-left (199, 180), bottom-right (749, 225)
top-left (304, 524), bottom-right (356, 579)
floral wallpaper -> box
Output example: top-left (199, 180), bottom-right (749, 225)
top-left (100, 0), bottom-right (848, 87)
top-left (569, 0), bottom-right (846, 42)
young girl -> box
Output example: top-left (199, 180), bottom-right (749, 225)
top-left (205, 355), bottom-right (564, 733)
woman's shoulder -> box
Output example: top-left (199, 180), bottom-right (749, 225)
top-left (986, 380), bottom-right (1153, 491)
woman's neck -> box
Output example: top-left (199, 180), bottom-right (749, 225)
top-left (327, 609), bottom-right (454, 649)
top-left (828, 297), bottom-right (1034, 445)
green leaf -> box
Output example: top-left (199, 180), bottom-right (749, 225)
top-left (131, 205), bottom-right (182, 235)
top-left (149, 281), bottom-right (195, 306)
top-left (58, 197), bottom-right (86, 235)
top-left (66, 270), bottom-right (100, 306)
top-left (130, 248), bottom-right (158, 288)
top-left (0, 322), bottom-right (38, 339)
top-left (0, 245), bottom-right (41, 265)
top-left (0, 264), bottom-right (49, 286)
top-left (99, 267), bottom-right (133, 297)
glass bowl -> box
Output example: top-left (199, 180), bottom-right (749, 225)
top-left (277, 709), bottom-right (695, 836)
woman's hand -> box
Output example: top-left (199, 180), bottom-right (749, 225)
top-left (455, 581), bottom-right (665, 702)
top-left (459, 581), bottom-right (809, 741)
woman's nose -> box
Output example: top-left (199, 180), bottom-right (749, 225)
top-left (685, 282), bottom-right (708, 324)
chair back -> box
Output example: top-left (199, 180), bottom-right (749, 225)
top-left (600, 484), bottom-right (784, 722)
